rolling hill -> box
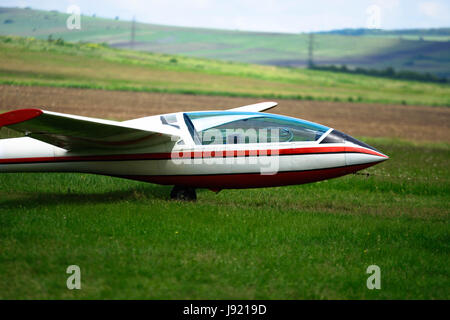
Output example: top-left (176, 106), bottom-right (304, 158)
top-left (1, 7), bottom-right (449, 78)
top-left (0, 35), bottom-right (449, 106)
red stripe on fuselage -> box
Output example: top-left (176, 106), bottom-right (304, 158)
top-left (115, 163), bottom-right (376, 189)
top-left (0, 145), bottom-right (386, 165)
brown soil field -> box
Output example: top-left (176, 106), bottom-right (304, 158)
top-left (1, 85), bottom-right (449, 143)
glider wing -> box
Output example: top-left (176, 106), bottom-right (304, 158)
top-left (0, 108), bottom-right (177, 151)
top-left (229, 101), bottom-right (278, 113)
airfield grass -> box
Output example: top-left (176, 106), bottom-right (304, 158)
top-left (0, 137), bottom-right (448, 299)
top-left (0, 36), bottom-right (449, 107)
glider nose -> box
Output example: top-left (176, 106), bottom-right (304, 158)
top-left (343, 134), bottom-right (389, 166)
top-left (321, 129), bottom-right (388, 166)
top-left (345, 146), bottom-right (389, 166)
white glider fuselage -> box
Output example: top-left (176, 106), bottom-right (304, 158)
top-left (0, 103), bottom-right (388, 190)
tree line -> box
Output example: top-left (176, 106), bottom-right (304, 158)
top-left (309, 64), bottom-right (448, 84)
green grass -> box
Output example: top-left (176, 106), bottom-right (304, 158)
top-left (0, 36), bottom-right (449, 106)
top-left (0, 137), bottom-right (448, 299)
top-left (1, 7), bottom-right (449, 78)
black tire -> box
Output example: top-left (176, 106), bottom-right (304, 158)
top-left (170, 186), bottom-right (197, 201)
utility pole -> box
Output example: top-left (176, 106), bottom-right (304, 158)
top-left (308, 32), bottom-right (315, 68)
top-left (131, 16), bottom-right (136, 49)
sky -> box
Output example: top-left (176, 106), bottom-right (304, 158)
top-left (2, 0), bottom-right (449, 33)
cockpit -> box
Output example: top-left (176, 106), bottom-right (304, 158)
top-left (184, 111), bottom-right (330, 145)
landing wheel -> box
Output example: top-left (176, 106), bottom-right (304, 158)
top-left (170, 186), bottom-right (197, 201)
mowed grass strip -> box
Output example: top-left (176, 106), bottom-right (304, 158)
top-left (0, 36), bottom-right (449, 106)
top-left (0, 138), bottom-right (448, 299)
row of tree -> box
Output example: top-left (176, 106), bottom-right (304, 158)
top-left (310, 64), bottom-right (448, 84)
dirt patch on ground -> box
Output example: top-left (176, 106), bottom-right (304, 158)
top-left (1, 85), bottom-right (449, 142)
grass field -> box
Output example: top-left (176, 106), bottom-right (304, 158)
top-left (0, 36), bottom-right (449, 106)
top-left (1, 7), bottom-right (449, 78)
top-left (0, 137), bottom-right (448, 299)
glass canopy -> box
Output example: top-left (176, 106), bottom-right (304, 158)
top-left (185, 112), bottom-right (329, 145)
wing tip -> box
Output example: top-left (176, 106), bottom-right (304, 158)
top-left (230, 101), bottom-right (278, 113)
top-left (0, 108), bottom-right (43, 128)
top-left (266, 101), bottom-right (278, 107)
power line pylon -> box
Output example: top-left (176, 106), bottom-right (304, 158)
top-left (308, 32), bottom-right (315, 68)
top-left (131, 16), bottom-right (136, 49)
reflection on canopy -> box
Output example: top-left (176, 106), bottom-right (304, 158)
top-left (185, 112), bottom-right (329, 145)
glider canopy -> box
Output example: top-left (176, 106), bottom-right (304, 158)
top-left (185, 111), bottom-right (329, 144)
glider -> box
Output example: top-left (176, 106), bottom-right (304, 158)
top-left (0, 102), bottom-right (388, 200)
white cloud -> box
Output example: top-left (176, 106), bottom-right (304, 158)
top-left (374, 0), bottom-right (401, 11)
top-left (419, 1), bottom-right (443, 18)
top-left (191, 0), bottom-right (211, 9)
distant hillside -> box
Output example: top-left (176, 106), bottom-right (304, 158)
top-left (1, 36), bottom-right (448, 107)
top-left (317, 28), bottom-right (450, 40)
top-left (1, 7), bottom-right (449, 78)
